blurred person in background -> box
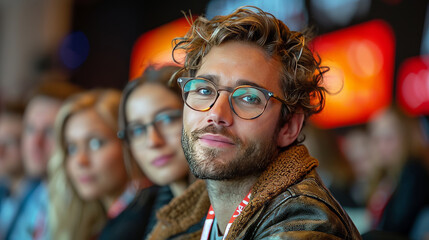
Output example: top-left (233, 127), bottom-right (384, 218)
top-left (49, 89), bottom-right (155, 240)
top-left (118, 65), bottom-right (199, 239)
top-left (374, 112), bottom-right (429, 240)
top-left (366, 107), bottom-right (415, 228)
top-left (336, 125), bottom-right (378, 234)
top-left (340, 125), bottom-right (378, 207)
top-left (0, 102), bottom-right (26, 239)
top-left (5, 78), bottom-right (81, 240)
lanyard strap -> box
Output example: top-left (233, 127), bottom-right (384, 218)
top-left (200, 191), bottom-right (251, 240)
top-left (107, 183), bottom-right (137, 219)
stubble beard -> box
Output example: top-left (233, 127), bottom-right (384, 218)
top-left (181, 124), bottom-right (279, 180)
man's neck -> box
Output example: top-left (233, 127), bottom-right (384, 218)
top-left (205, 175), bottom-right (259, 236)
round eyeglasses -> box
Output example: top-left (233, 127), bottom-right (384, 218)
top-left (177, 77), bottom-right (288, 120)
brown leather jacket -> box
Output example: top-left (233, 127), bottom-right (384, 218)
top-left (234, 170), bottom-right (362, 239)
top-left (148, 145), bottom-right (362, 240)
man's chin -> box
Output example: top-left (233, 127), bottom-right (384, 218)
top-left (189, 160), bottom-right (249, 181)
top-left (190, 171), bottom-right (235, 181)
top-left (194, 144), bottom-right (236, 160)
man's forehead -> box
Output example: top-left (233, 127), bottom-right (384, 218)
top-left (196, 41), bottom-right (282, 90)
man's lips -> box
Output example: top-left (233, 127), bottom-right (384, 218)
top-left (199, 134), bottom-right (235, 147)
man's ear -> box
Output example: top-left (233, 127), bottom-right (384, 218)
top-left (277, 113), bottom-right (304, 148)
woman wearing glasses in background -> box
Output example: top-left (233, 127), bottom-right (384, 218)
top-left (118, 65), bottom-right (200, 238)
top-left (48, 89), bottom-right (156, 240)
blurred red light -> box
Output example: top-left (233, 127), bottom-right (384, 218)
top-left (397, 55), bottom-right (429, 116)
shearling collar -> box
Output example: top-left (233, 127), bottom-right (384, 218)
top-left (226, 145), bottom-right (318, 239)
top-left (148, 180), bottom-right (210, 240)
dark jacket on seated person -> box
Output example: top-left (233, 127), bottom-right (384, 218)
top-left (98, 185), bottom-right (159, 240)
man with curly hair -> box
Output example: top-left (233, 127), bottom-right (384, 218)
top-left (148, 6), bottom-right (361, 240)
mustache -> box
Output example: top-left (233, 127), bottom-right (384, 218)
top-left (191, 125), bottom-right (241, 145)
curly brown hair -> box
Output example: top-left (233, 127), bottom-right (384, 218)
top-left (172, 6), bottom-right (328, 126)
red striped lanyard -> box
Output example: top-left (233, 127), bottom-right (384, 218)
top-left (200, 191), bottom-right (252, 240)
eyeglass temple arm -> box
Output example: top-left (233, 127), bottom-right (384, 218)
top-left (268, 92), bottom-right (288, 106)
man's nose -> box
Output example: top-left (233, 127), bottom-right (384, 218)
top-left (206, 91), bottom-right (233, 127)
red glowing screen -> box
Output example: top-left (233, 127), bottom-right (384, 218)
top-left (397, 55), bottom-right (429, 116)
top-left (311, 20), bottom-right (395, 129)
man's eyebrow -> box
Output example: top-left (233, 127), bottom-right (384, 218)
top-left (236, 79), bottom-right (264, 89)
top-left (196, 75), bottom-right (265, 89)
top-left (196, 74), bottom-right (219, 83)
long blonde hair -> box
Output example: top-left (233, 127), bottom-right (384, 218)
top-left (48, 89), bottom-right (124, 240)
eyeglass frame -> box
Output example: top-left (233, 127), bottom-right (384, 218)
top-left (117, 109), bottom-right (182, 142)
top-left (177, 77), bottom-right (289, 120)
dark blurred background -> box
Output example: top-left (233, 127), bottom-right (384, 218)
top-left (0, 0), bottom-right (427, 97)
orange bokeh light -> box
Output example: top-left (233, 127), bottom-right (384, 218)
top-left (311, 20), bottom-right (395, 129)
top-left (129, 17), bottom-right (191, 80)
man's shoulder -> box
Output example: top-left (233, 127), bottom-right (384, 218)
top-left (283, 170), bottom-right (339, 206)
top-left (248, 170), bottom-right (362, 239)
top-left (269, 170), bottom-right (353, 222)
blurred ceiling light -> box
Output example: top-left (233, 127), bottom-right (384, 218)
top-left (205, 0), bottom-right (308, 31)
top-left (311, 20), bottom-right (395, 129)
top-left (310, 0), bottom-right (371, 28)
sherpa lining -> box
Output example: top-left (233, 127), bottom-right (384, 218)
top-left (147, 180), bottom-right (210, 240)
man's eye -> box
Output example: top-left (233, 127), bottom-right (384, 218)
top-left (89, 138), bottom-right (104, 151)
top-left (197, 87), bottom-right (214, 96)
top-left (241, 94), bottom-right (261, 104)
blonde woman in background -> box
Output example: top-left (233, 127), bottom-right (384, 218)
top-left (49, 89), bottom-right (156, 240)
